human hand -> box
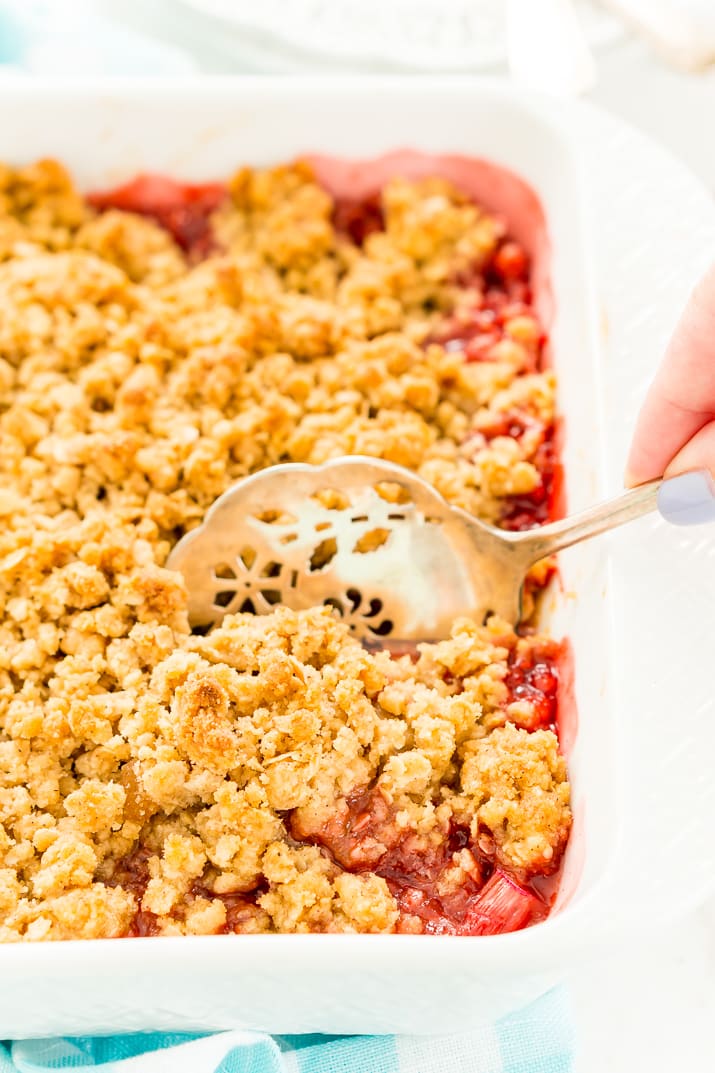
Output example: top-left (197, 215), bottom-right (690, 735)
top-left (626, 262), bottom-right (715, 488)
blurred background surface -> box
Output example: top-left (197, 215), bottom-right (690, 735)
top-left (0, 1), bottom-right (714, 184)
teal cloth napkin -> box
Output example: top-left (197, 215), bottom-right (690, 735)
top-left (0, 989), bottom-right (572, 1072)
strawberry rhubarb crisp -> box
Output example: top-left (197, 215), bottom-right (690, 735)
top-left (0, 157), bottom-right (570, 940)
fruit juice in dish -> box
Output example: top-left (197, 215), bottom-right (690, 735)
top-left (0, 152), bottom-right (570, 942)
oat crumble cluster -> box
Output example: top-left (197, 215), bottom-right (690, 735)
top-left (0, 159), bottom-right (570, 940)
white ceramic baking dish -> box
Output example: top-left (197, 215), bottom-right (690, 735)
top-left (0, 78), bottom-right (711, 1038)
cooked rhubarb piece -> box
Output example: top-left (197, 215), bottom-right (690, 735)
top-left (461, 870), bottom-right (546, 935)
top-left (491, 240), bottom-right (529, 283)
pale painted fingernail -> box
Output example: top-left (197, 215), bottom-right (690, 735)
top-left (657, 470), bottom-right (715, 526)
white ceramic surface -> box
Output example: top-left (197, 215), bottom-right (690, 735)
top-left (0, 79), bottom-right (713, 1040)
top-left (560, 97), bottom-right (715, 1072)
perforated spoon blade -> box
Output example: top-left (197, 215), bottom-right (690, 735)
top-left (165, 456), bottom-right (688, 643)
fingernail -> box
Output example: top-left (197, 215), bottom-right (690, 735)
top-left (657, 470), bottom-right (715, 526)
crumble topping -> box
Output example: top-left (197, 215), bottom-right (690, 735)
top-left (0, 158), bottom-right (569, 940)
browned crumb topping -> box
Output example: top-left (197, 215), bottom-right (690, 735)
top-left (0, 159), bottom-right (568, 940)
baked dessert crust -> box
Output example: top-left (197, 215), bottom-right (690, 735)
top-left (0, 159), bottom-right (569, 939)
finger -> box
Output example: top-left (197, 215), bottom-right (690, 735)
top-left (664, 419), bottom-right (715, 481)
top-left (625, 262), bottom-right (715, 485)
top-left (658, 469), bottom-right (715, 526)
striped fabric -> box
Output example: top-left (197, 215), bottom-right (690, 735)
top-left (1, 988), bottom-right (572, 1073)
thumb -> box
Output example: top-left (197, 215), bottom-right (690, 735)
top-left (657, 421), bottom-right (715, 526)
top-left (664, 419), bottom-right (715, 480)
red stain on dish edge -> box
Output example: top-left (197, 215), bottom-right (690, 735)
top-left (555, 637), bottom-right (577, 755)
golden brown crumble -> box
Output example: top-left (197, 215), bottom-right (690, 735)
top-left (0, 159), bottom-right (568, 940)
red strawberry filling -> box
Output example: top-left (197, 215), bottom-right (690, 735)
top-left (100, 173), bottom-right (566, 940)
top-left (332, 192), bottom-right (385, 246)
top-left (504, 641), bottom-right (562, 730)
top-left (291, 766), bottom-right (560, 936)
top-left (89, 173), bottom-right (227, 258)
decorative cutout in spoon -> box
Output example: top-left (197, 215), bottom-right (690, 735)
top-left (167, 458), bottom-right (715, 643)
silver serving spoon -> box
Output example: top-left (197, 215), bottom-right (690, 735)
top-left (167, 458), bottom-right (714, 643)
